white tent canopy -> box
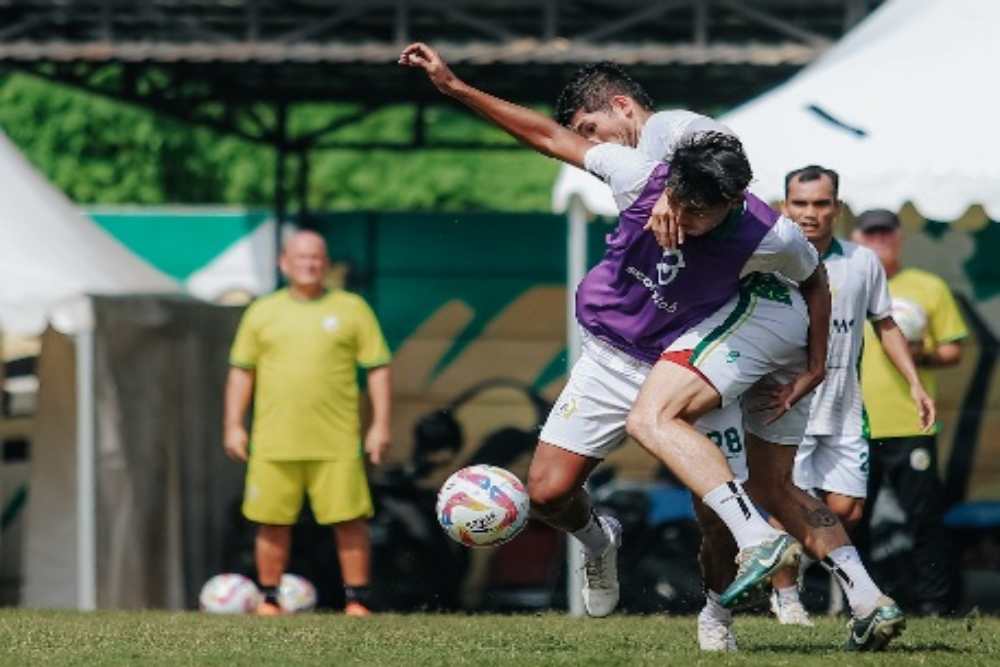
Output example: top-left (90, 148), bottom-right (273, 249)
top-left (0, 132), bottom-right (178, 335)
top-left (553, 0), bottom-right (1000, 222)
top-left (0, 130), bottom-right (179, 610)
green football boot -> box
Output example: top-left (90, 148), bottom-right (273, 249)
top-left (845, 596), bottom-right (906, 651)
top-left (719, 534), bottom-right (802, 608)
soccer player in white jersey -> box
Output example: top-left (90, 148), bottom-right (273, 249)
top-left (766, 165), bottom-right (934, 626)
top-left (557, 63), bottom-right (907, 651)
top-left (399, 43), bottom-right (825, 627)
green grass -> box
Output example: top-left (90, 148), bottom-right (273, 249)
top-left (0, 610), bottom-right (998, 666)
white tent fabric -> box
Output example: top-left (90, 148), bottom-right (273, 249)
top-left (185, 219), bottom-right (278, 301)
top-left (0, 132), bottom-right (179, 335)
top-left (552, 0), bottom-right (1000, 221)
top-left (722, 0), bottom-right (1000, 220)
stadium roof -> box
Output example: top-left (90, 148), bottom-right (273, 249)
top-left (0, 1), bottom-right (882, 126)
top-left (0, 0), bottom-right (882, 215)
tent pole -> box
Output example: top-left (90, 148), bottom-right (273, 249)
top-left (565, 196), bottom-right (588, 616)
top-left (75, 328), bottom-right (97, 610)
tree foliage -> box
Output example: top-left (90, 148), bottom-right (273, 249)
top-left (0, 73), bottom-right (558, 211)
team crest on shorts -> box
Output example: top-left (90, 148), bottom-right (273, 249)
top-left (557, 398), bottom-right (578, 419)
top-left (910, 448), bottom-right (931, 471)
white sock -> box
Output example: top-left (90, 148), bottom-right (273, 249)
top-left (776, 584), bottom-right (800, 605)
top-left (821, 546), bottom-right (883, 617)
top-left (702, 481), bottom-right (783, 550)
top-left (701, 590), bottom-right (732, 623)
top-left (571, 511), bottom-right (610, 557)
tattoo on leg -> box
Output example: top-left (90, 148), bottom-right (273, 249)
top-left (804, 506), bottom-right (838, 528)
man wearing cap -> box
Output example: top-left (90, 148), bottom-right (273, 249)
top-left (853, 209), bottom-right (968, 615)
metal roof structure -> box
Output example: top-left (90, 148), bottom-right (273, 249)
top-left (0, 0), bottom-right (883, 215)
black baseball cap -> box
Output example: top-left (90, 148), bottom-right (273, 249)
top-left (856, 208), bottom-right (900, 232)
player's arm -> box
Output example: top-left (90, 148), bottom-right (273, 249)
top-left (223, 366), bottom-right (255, 462)
top-left (399, 42), bottom-right (591, 168)
top-left (365, 365), bottom-right (392, 465)
top-left (915, 341), bottom-right (962, 368)
top-left (790, 263), bottom-right (831, 404)
top-left (872, 317), bottom-right (935, 430)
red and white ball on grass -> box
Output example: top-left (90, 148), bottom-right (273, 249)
top-left (199, 574), bottom-right (261, 614)
top-left (436, 464), bottom-right (530, 547)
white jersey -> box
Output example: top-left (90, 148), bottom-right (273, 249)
top-left (806, 238), bottom-right (892, 437)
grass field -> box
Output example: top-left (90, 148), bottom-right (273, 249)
top-left (1, 610), bottom-right (998, 666)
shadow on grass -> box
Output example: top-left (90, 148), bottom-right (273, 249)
top-left (750, 642), bottom-right (963, 654)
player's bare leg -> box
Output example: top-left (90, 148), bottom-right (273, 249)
top-left (334, 518), bottom-right (373, 616)
top-left (770, 489), bottom-right (865, 624)
top-left (743, 434), bottom-right (902, 647)
top-left (528, 441), bottom-right (620, 616)
top-left (255, 524), bottom-right (291, 615)
top-left (627, 360), bottom-right (798, 608)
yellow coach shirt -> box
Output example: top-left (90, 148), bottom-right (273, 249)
top-left (230, 289), bottom-right (391, 461)
top-left (861, 268), bottom-right (967, 438)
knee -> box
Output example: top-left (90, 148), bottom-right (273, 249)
top-left (826, 497), bottom-right (864, 530)
top-left (626, 403), bottom-right (686, 446)
top-left (625, 406), bottom-right (654, 443)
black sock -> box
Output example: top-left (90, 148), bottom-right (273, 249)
top-left (259, 585), bottom-right (280, 606)
top-left (344, 585), bottom-right (372, 607)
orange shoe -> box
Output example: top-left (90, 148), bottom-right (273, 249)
top-left (256, 601), bottom-right (284, 616)
top-left (344, 601), bottom-right (372, 617)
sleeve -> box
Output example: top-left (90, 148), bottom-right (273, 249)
top-left (640, 110), bottom-right (736, 162)
top-left (583, 143), bottom-right (658, 208)
top-left (741, 217), bottom-right (819, 282)
top-left (865, 250), bottom-right (893, 321)
top-left (354, 298), bottom-right (392, 368)
top-left (229, 302), bottom-right (261, 369)
top-left (928, 280), bottom-right (969, 344)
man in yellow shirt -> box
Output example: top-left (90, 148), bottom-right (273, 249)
top-left (224, 229), bottom-right (392, 616)
top-left (855, 209), bottom-right (967, 615)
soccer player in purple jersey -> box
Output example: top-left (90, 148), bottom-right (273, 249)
top-left (400, 41), bottom-right (823, 618)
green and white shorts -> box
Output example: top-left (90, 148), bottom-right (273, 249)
top-left (662, 273), bottom-right (812, 446)
top-left (793, 434), bottom-right (869, 498)
top-left (539, 329), bottom-right (749, 480)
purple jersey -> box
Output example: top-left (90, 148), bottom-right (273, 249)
top-left (576, 163), bottom-right (779, 364)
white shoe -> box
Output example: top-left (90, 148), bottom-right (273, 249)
top-left (770, 589), bottom-right (814, 626)
top-left (581, 515), bottom-right (622, 617)
top-left (698, 607), bottom-right (737, 651)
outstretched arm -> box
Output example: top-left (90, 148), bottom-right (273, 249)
top-left (400, 42), bottom-right (592, 168)
top-left (872, 317), bottom-right (935, 430)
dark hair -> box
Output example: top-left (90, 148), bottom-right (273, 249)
top-left (784, 165), bottom-right (840, 198)
top-left (554, 62), bottom-right (654, 127)
top-left (667, 132), bottom-right (752, 209)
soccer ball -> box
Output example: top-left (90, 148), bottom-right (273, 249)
top-left (436, 464), bottom-right (530, 547)
top-left (199, 574), bottom-right (261, 614)
top-left (280, 573), bottom-right (317, 612)
top-left (891, 297), bottom-right (928, 343)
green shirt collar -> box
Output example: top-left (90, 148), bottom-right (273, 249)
top-left (821, 237), bottom-right (844, 260)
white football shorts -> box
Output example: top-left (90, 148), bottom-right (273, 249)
top-left (793, 434), bottom-right (870, 498)
top-left (540, 330), bottom-right (748, 481)
top-left (662, 273), bottom-right (813, 446)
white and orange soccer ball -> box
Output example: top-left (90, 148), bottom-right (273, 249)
top-left (436, 464), bottom-right (530, 547)
top-left (280, 573), bottom-right (317, 612)
top-left (199, 573), bottom-right (261, 614)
